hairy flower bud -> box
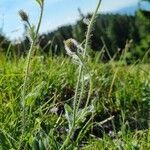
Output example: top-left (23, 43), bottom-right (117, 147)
top-left (64, 38), bottom-right (84, 57)
top-left (19, 10), bottom-right (29, 22)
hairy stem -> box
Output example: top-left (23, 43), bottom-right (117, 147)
top-left (84, 0), bottom-right (102, 58)
top-left (61, 1), bottom-right (102, 149)
top-left (21, 0), bottom-right (44, 142)
top-left (35, 1), bottom-right (44, 41)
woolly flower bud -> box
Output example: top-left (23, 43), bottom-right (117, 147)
top-left (64, 38), bottom-right (84, 57)
top-left (19, 10), bottom-right (29, 22)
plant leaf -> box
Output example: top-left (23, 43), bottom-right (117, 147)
top-left (76, 105), bottom-right (95, 126)
top-left (64, 104), bottom-right (73, 130)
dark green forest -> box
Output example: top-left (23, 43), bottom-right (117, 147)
top-left (0, 1), bottom-right (150, 63)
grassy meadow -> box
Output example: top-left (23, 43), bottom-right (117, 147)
top-left (0, 0), bottom-right (150, 149)
top-left (0, 54), bottom-right (149, 149)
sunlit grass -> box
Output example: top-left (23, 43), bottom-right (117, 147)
top-left (0, 55), bottom-right (149, 149)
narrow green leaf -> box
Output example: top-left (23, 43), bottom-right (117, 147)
top-left (64, 104), bottom-right (73, 130)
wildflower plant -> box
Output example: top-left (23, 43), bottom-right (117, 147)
top-left (62, 0), bottom-right (102, 148)
top-left (19, 0), bottom-right (45, 143)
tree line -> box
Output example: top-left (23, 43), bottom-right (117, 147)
top-left (0, 1), bottom-right (150, 62)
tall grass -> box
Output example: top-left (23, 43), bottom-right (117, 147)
top-left (0, 54), bottom-right (149, 149)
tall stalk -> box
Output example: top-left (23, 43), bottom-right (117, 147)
top-left (61, 0), bottom-right (102, 149)
top-left (20, 0), bottom-right (44, 139)
top-left (84, 0), bottom-right (102, 58)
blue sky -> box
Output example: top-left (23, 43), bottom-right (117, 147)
top-left (0, 0), bottom-right (139, 40)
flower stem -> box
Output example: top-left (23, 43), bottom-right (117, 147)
top-left (61, 1), bottom-right (102, 149)
top-left (20, 0), bottom-right (44, 144)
